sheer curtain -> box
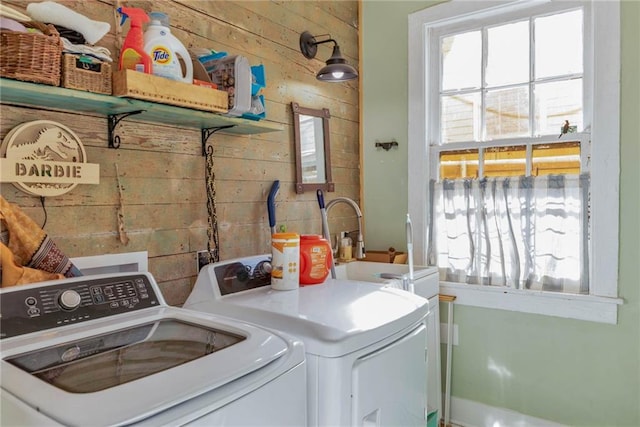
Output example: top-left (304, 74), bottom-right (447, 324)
top-left (428, 174), bottom-right (589, 294)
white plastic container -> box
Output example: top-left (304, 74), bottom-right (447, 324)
top-left (205, 55), bottom-right (252, 116)
top-left (143, 12), bottom-right (193, 83)
top-left (271, 233), bottom-right (300, 291)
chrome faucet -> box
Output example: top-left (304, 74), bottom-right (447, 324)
top-left (325, 197), bottom-right (366, 259)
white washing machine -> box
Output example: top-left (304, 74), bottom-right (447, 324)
top-left (0, 272), bottom-right (307, 426)
top-left (184, 255), bottom-right (430, 427)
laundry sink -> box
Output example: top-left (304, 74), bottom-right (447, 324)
top-left (334, 261), bottom-right (439, 299)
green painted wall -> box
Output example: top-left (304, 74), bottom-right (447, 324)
top-left (361, 1), bottom-right (640, 425)
top-left (361, 1), bottom-right (438, 252)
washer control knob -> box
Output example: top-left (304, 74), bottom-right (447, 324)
top-left (59, 290), bottom-right (82, 310)
top-left (236, 266), bottom-right (250, 282)
top-left (257, 261), bottom-right (273, 275)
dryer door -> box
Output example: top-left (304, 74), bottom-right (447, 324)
top-left (351, 323), bottom-right (427, 426)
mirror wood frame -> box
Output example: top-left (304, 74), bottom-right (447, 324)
top-left (292, 102), bottom-right (334, 194)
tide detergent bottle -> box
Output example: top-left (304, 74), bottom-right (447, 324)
top-left (143, 12), bottom-right (193, 83)
top-left (117, 7), bottom-right (152, 73)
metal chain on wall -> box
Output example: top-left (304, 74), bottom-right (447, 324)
top-left (204, 144), bottom-right (219, 263)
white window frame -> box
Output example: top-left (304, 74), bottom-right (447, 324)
top-left (408, 0), bottom-right (622, 324)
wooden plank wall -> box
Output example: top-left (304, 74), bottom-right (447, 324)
top-left (0, 0), bottom-right (360, 305)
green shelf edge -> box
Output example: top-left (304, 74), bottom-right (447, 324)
top-left (0, 78), bottom-right (283, 135)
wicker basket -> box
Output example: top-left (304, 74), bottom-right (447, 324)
top-left (62, 54), bottom-right (112, 95)
top-left (0, 21), bottom-right (62, 86)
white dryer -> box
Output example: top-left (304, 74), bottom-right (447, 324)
top-left (184, 255), bottom-right (430, 427)
top-left (0, 272), bottom-right (306, 426)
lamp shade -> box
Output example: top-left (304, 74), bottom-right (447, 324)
top-left (316, 45), bottom-right (358, 82)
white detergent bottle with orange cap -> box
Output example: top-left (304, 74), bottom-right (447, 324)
top-left (143, 12), bottom-right (193, 83)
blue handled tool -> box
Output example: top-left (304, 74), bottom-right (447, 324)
top-left (316, 188), bottom-right (325, 209)
top-left (267, 180), bottom-right (280, 234)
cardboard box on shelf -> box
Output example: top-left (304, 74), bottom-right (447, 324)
top-left (362, 250), bottom-right (406, 264)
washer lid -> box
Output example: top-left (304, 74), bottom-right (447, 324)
top-left (186, 275), bottom-right (429, 357)
top-left (1, 307), bottom-right (295, 426)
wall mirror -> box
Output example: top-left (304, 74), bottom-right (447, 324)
top-left (292, 102), bottom-right (334, 194)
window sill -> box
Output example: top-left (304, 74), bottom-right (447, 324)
top-left (439, 281), bottom-right (623, 324)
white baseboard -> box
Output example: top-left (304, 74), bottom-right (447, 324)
top-left (446, 395), bottom-right (566, 427)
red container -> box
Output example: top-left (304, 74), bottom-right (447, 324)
top-left (299, 234), bottom-right (332, 285)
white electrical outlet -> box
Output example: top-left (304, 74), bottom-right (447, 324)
top-left (440, 323), bottom-right (459, 346)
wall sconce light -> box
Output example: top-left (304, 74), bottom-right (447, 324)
top-left (299, 31), bottom-right (358, 82)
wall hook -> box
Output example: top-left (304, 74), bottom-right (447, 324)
top-left (375, 139), bottom-right (398, 151)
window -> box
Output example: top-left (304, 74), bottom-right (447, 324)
top-left (408, 0), bottom-right (621, 323)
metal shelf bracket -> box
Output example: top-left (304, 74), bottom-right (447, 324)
top-left (201, 125), bottom-right (236, 156)
top-left (108, 110), bottom-right (144, 149)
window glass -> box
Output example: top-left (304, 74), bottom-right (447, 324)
top-left (532, 142), bottom-right (581, 176)
top-left (439, 149), bottom-right (479, 179)
top-left (441, 92), bottom-right (481, 143)
top-left (535, 10), bottom-right (583, 79)
top-left (486, 21), bottom-right (529, 87)
top-left (485, 86), bottom-right (530, 140)
top-left (484, 145), bottom-right (526, 177)
top-left (441, 31), bottom-right (481, 91)
top-left (8, 320), bottom-right (245, 393)
top-left (534, 79), bottom-right (583, 136)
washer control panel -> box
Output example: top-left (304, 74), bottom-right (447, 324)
top-left (214, 257), bottom-right (272, 296)
top-left (0, 274), bottom-right (160, 339)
